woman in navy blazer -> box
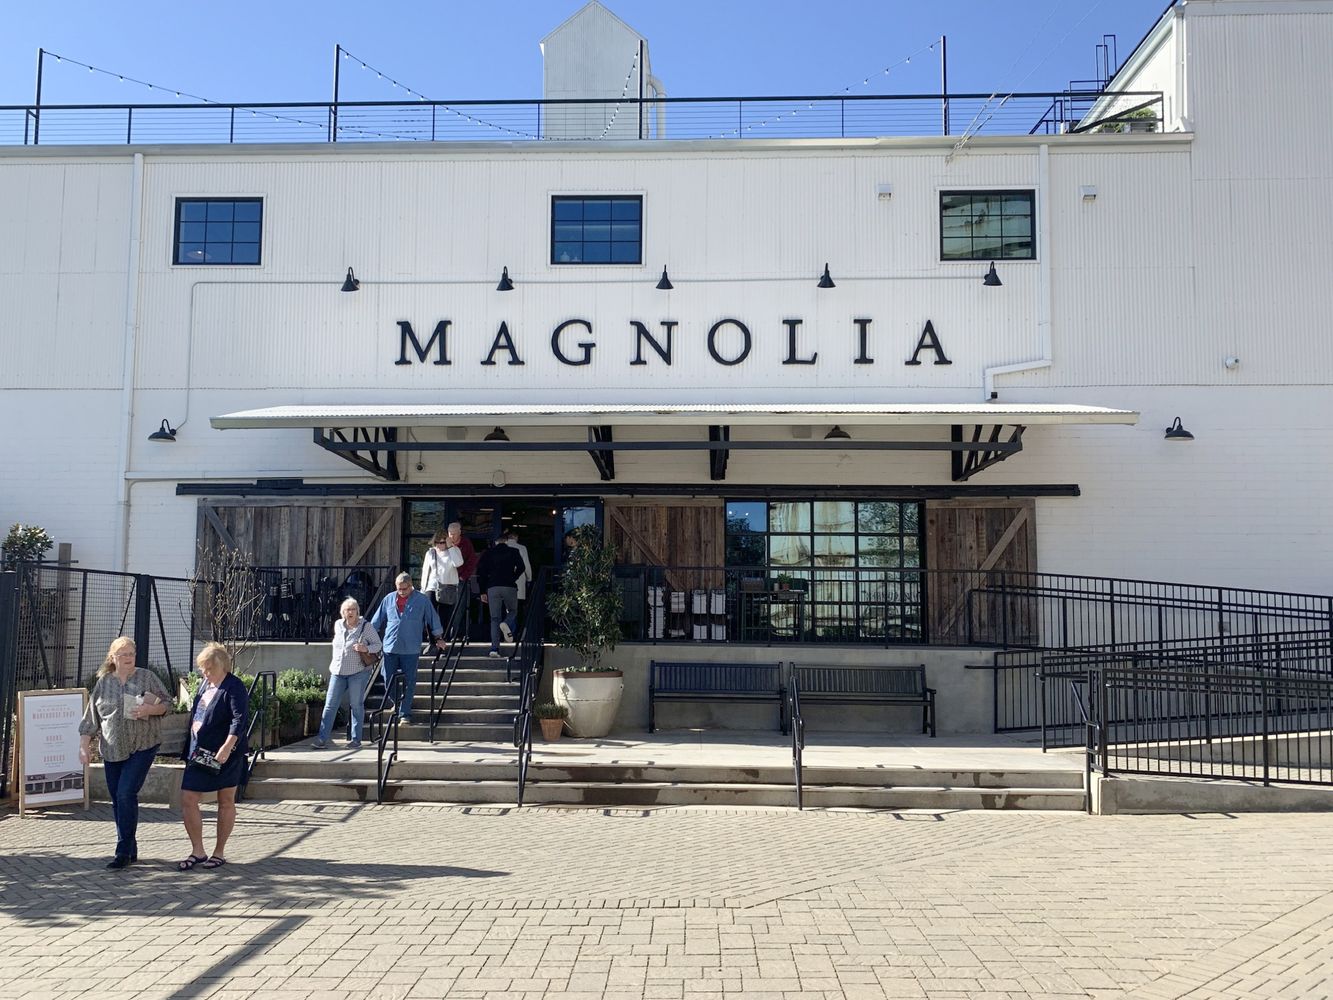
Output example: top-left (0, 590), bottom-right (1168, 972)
top-left (178, 642), bottom-right (249, 871)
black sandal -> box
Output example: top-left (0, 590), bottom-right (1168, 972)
top-left (200, 856), bottom-right (227, 870)
top-left (177, 854), bottom-right (207, 871)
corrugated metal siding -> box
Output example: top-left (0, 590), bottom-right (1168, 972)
top-left (0, 161), bottom-right (132, 388)
top-left (1185, 9), bottom-right (1333, 384)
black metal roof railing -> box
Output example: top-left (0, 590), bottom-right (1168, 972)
top-left (0, 91), bottom-right (1164, 148)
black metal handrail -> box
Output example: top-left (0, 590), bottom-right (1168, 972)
top-left (613, 563), bottom-right (1333, 650)
top-left (238, 669), bottom-right (276, 800)
top-left (1095, 667), bottom-right (1333, 787)
top-left (790, 672), bottom-right (805, 810)
top-left (427, 590), bottom-right (473, 741)
top-left (513, 571), bottom-right (549, 807)
top-left (373, 670), bottom-right (406, 803)
top-left (5, 90), bottom-right (1166, 148)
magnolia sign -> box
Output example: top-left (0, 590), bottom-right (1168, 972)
top-left (394, 317), bottom-right (953, 369)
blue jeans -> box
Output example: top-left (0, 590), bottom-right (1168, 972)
top-left (381, 653), bottom-right (420, 721)
top-left (487, 586), bottom-right (519, 651)
top-left (317, 669), bottom-right (371, 743)
top-left (103, 745), bottom-right (158, 859)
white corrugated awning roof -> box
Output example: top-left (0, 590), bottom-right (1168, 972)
top-left (211, 402), bottom-right (1139, 429)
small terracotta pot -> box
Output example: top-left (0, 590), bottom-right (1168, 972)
top-left (539, 717), bottom-right (565, 741)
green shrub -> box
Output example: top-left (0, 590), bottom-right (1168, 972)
top-left (533, 701), bottom-right (569, 720)
top-left (2, 523), bottom-right (53, 569)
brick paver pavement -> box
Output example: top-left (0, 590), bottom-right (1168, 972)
top-left (1, 801), bottom-right (1331, 999)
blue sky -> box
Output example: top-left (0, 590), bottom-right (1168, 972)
top-left (1, 1), bottom-right (1170, 107)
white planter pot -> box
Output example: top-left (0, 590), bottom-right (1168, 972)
top-left (552, 669), bottom-right (624, 738)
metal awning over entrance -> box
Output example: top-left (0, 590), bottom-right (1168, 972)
top-left (211, 401), bottom-right (1139, 484)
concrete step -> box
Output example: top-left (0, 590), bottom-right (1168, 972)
top-left (253, 754), bottom-right (1083, 790)
top-left (242, 775), bottom-right (1085, 810)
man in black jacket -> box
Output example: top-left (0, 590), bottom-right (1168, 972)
top-left (477, 536), bottom-right (528, 656)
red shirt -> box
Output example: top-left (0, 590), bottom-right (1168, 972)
top-left (396, 592), bottom-right (408, 614)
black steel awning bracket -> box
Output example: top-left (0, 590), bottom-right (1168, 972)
top-left (587, 426), bottom-right (616, 481)
top-left (709, 425), bottom-right (730, 481)
top-left (314, 426), bottom-right (401, 481)
top-left (952, 424), bottom-right (1025, 481)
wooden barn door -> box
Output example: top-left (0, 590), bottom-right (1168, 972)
top-left (604, 501), bottom-right (725, 589)
top-left (196, 500), bottom-right (400, 570)
top-left (925, 499), bottom-right (1038, 645)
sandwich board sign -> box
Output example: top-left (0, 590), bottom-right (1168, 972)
top-left (17, 688), bottom-right (88, 816)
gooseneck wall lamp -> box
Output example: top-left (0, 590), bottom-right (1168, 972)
top-left (340, 267), bottom-right (359, 292)
top-left (147, 419), bottom-right (177, 442)
top-left (496, 267), bottom-right (514, 292)
top-left (824, 425), bottom-right (851, 440)
top-left (484, 427), bottom-right (511, 442)
top-left (983, 262), bottom-right (1002, 287)
top-left (1164, 417), bottom-right (1194, 441)
top-left (656, 267), bottom-right (673, 290)
top-left (817, 263), bottom-right (836, 289)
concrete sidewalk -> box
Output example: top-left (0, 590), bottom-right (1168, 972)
top-left (1, 799), bottom-right (1332, 998)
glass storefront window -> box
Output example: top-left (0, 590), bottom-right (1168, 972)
top-left (770, 502), bottom-right (811, 533)
top-left (724, 497), bottom-right (925, 643)
top-left (813, 501), bottom-right (854, 533)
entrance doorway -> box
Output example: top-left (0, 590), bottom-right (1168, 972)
top-left (402, 498), bottom-right (599, 641)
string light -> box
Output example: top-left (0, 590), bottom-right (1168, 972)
top-left (592, 47), bottom-right (641, 139)
top-left (337, 45), bottom-right (542, 139)
top-left (708, 36), bottom-right (939, 139)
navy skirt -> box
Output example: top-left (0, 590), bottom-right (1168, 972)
top-left (180, 747), bottom-right (246, 792)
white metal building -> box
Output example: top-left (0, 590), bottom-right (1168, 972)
top-left (2, 0), bottom-right (1331, 616)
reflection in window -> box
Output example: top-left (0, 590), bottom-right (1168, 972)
top-left (174, 198), bottom-right (262, 265)
top-left (940, 190), bottom-right (1035, 261)
top-left (723, 499), bottom-right (925, 642)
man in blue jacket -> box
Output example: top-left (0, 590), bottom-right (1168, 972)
top-left (371, 573), bottom-right (447, 723)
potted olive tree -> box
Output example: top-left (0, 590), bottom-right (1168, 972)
top-left (548, 524), bottom-right (624, 738)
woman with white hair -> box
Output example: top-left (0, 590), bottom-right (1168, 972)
top-left (312, 597), bottom-right (382, 750)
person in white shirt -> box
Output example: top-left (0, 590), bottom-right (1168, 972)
top-left (504, 530), bottom-right (533, 600)
top-left (421, 530), bottom-right (465, 637)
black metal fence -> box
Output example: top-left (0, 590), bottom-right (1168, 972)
top-left (1, 91), bottom-right (1164, 147)
top-left (1083, 666), bottom-right (1333, 787)
top-left (250, 565), bottom-right (394, 642)
top-left (997, 631), bottom-right (1333, 739)
top-left (10, 563), bottom-right (196, 694)
top-left (613, 565), bottom-right (1333, 653)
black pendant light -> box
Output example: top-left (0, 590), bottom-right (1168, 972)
top-left (817, 263), bottom-right (836, 289)
top-left (656, 267), bottom-right (673, 290)
top-left (484, 427), bottom-right (510, 442)
top-left (824, 425), bottom-right (851, 440)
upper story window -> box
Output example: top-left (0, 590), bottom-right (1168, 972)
top-left (940, 190), bottom-right (1035, 261)
top-left (173, 197), bottom-right (263, 265)
top-left (551, 196), bottom-right (642, 264)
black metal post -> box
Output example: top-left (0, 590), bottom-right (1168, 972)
top-left (126, 107), bottom-right (133, 144)
top-left (638, 39), bottom-right (644, 139)
top-left (940, 35), bottom-right (949, 136)
top-left (331, 44), bottom-right (340, 142)
top-left (133, 574), bottom-right (153, 669)
top-left (33, 48), bottom-right (44, 145)
top-left (0, 571), bottom-right (19, 798)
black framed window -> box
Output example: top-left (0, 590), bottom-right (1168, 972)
top-left (551, 196), bottom-right (642, 264)
top-left (174, 197), bottom-right (263, 265)
top-left (725, 500), bottom-right (924, 641)
top-left (940, 190), bottom-right (1034, 261)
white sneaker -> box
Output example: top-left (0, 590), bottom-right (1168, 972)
top-left (499, 623), bottom-right (514, 642)
top-left (488, 649), bottom-right (501, 658)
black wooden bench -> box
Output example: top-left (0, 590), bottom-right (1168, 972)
top-left (792, 663), bottom-right (936, 737)
top-left (649, 660), bottom-right (787, 733)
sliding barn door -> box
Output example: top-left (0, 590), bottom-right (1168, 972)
top-left (925, 499), bottom-right (1038, 645)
